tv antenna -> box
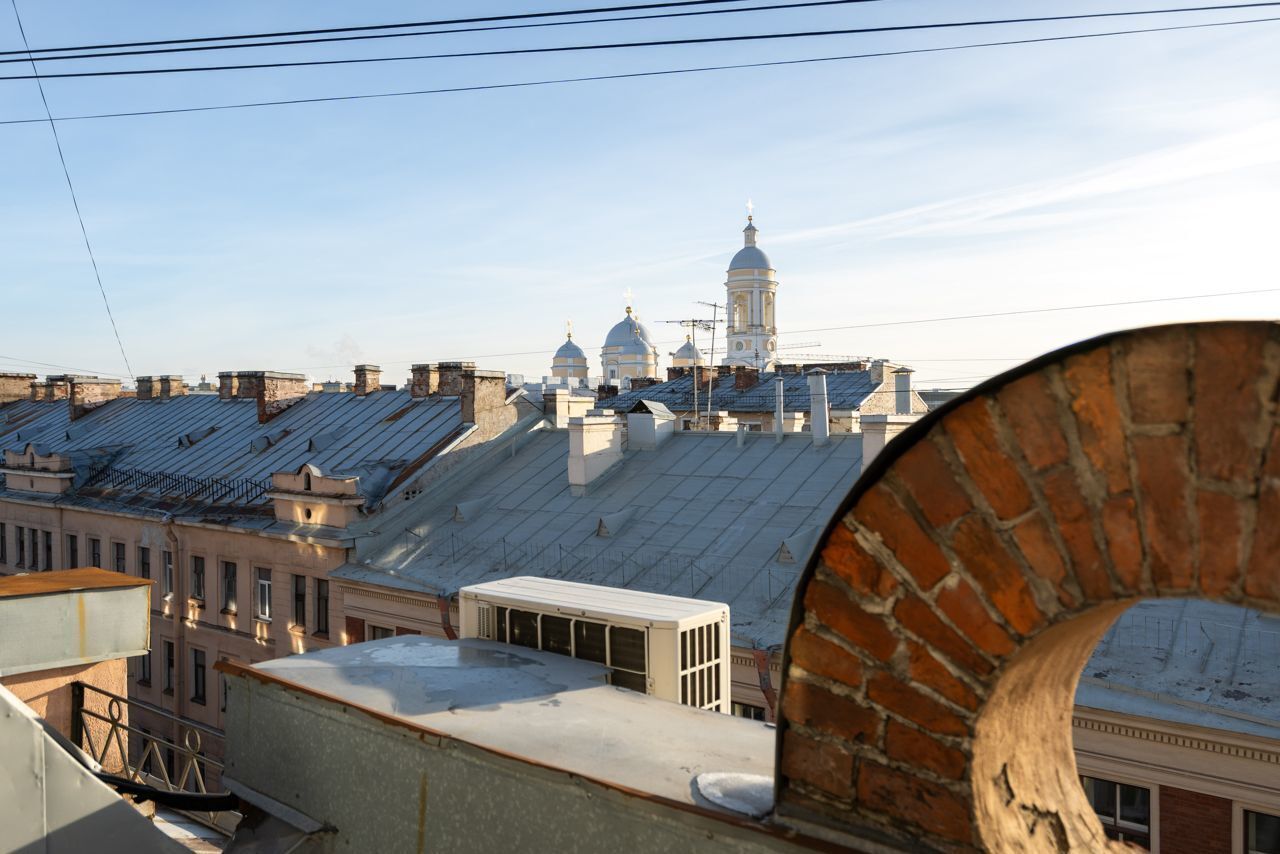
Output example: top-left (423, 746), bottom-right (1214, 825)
top-left (659, 317), bottom-right (719, 428)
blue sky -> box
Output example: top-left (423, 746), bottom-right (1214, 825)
top-left (1, 1), bottom-right (1277, 388)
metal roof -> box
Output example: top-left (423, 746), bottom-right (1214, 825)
top-left (335, 429), bottom-right (859, 648)
top-left (607, 371), bottom-right (878, 414)
top-left (462, 576), bottom-right (727, 624)
top-left (0, 392), bottom-right (467, 510)
top-left (1075, 598), bottom-right (1280, 739)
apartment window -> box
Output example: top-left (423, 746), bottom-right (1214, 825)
top-left (315, 580), bottom-right (329, 635)
top-left (15, 526), bottom-right (24, 568)
top-left (191, 649), bottom-right (206, 705)
top-left (43, 531), bottom-right (52, 572)
top-left (113, 541), bottom-right (126, 573)
top-left (138, 547), bottom-right (150, 580)
top-left (732, 702), bottom-right (766, 721)
top-left (221, 562), bottom-right (237, 613)
top-left (89, 537), bottom-right (101, 569)
top-left (138, 650), bottom-right (151, 686)
top-left (1248, 810), bottom-right (1280, 854)
top-left (0, 524), bottom-right (5, 564)
top-left (292, 575), bottom-right (306, 629)
top-left (162, 551), bottom-right (173, 598)
top-left (255, 568), bottom-right (271, 621)
top-left (190, 556), bottom-right (205, 602)
top-left (65, 534), bottom-right (78, 569)
top-left (163, 641), bottom-right (175, 694)
top-left (1080, 776), bottom-right (1150, 848)
top-left (29, 528), bottom-right (39, 570)
top-left (220, 673), bottom-right (228, 713)
top-left (367, 624), bottom-right (394, 641)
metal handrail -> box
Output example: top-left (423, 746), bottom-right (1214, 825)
top-left (71, 682), bottom-right (238, 834)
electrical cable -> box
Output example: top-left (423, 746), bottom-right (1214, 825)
top-left (2, 15), bottom-right (1277, 125)
top-left (7, 0), bottom-right (134, 380)
top-left (0, 0), bottom-right (884, 66)
top-left (2, 4), bottom-right (1279, 81)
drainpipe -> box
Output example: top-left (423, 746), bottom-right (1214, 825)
top-left (163, 513), bottom-right (186, 740)
top-left (774, 375), bottom-right (785, 444)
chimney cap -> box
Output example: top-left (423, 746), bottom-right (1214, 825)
top-left (805, 367), bottom-right (830, 376)
top-left (354, 363), bottom-right (381, 372)
top-left (892, 366), bottom-right (915, 374)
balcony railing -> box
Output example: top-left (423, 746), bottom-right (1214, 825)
top-left (71, 682), bottom-right (240, 835)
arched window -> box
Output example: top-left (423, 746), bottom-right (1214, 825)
top-left (733, 294), bottom-right (749, 330)
top-left (303, 471), bottom-right (312, 491)
top-left (764, 294), bottom-right (775, 330)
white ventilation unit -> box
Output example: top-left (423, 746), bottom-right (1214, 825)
top-left (458, 576), bottom-right (730, 714)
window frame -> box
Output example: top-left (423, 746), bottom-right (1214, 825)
top-left (161, 551), bottom-right (174, 599)
top-left (292, 574), bottom-right (306, 630)
top-left (314, 579), bottom-right (329, 636)
top-left (88, 537), bottom-right (101, 570)
top-left (1080, 775), bottom-right (1151, 847)
top-left (221, 561), bottom-right (237, 614)
top-left (138, 649), bottom-right (151, 686)
top-left (137, 546), bottom-right (150, 580)
top-left (15, 525), bottom-right (25, 568)
top-left (29, 528), bottom-right (40, 571)
top-left (190, 555), bottom-right (206, 603)
top-left (163, 640), bottom-right (175, 695)
top-left (190, 648), bottom-right (206, 705)
top-left (65, 533), bottom-right (78, 569)
top-left (255, 568), bottom-right (272, 622)
top-left (112, 541), bottom-right (126, 574)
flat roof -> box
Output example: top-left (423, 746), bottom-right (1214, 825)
top-left (0, 567), bottom-right (151, 599)
top-left (461, 576), bottom-right (727, 623)
top-left (249, 636), bottom-right (773, 809)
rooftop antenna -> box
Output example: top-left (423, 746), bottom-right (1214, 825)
top-left (659, 317), bottom-right (717, 429)
top-left (696, 300), bottom-right (724, 428)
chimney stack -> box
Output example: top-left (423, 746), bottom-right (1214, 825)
top-left (136, 375), bottom-right (187, 401)
top-left (68, 376), bottom-right (122, 421)
top-left (807, 368), bottom-right (830, 447)
top-left (894, 367), bottom-right (914, 415)
top-left (460, 369), bottom-right (507, 425)
top-left (596, 383), bottom-right (619, 402)
top-left (629, 376), bottom-right (659, 391)
top-left (774, 374), bottom-right (785, 443)
top-left (218, 372), bottom-right (238, 400)
top-left (216, 370), bottom-right (307, 422)
top-left (568, 409), bottom-right (625, 495)
top-left (734, 366), bottom-right (760, 390)
top-left (409, 364), bottom-right (440, 398)
top-left (354, 364), bottom-right (382, 397)
top-left (0, 372), bottom-right (36, 403)
top-left (135, 376), bottom-right (156, 400)
top-left (437, 361), bottom-right (475, 396)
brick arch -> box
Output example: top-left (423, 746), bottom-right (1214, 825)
top-left (774, 321), bottom-right (1280, 851)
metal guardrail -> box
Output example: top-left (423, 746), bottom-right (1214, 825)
top-left (86, 465), bottom-right (270, 505)
top-left (71, 682), bottom-right (238, 834)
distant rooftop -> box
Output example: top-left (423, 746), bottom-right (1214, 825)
top-left (1077, 598), bottom-right (1280, 739)
top-left (607, 370), bottom-right (878, 414)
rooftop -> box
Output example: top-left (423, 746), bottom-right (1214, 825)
top-left (249, 635), bottom-right (774, 809)
top-left (338, 429), bottom-right (858, 648)
top-left (607, 370), bottom-right (878, 414)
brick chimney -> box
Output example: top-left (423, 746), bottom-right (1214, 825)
top-left (596, 384), bottom-right (619, 402)
top-left (734, 366), bottom-right (760, 390)
top-left (409, 364), bottom-right (439, 399)
top-left (667, 366), bottom-right (689, 381)
top-left (437, 362), bottom-right (475, 396)
top-left (629, 376), bottom-right (659, 391)
top-left (136, 375), bottom-right (187, 401)
top-left (460, 369), bottom-right (507, 425)
top-left (217, 372), bottom-right (238, 399)
top-left (217, 370), bottom-right (308, 422)
top-left (0, 372), bottom-right (36, 403)
top-left (68, 376), bottom-right (122, 421)
top-left (34, 375), bottom-right (71, 402)
top-left (353, 364), bottom-right (381, 397)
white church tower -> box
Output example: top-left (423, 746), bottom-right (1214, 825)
top-left (722, 207), bottom-right (778, 369)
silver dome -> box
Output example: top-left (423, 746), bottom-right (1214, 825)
top-left (554, 338), bottom-right (586, 360)
top-left (674, 338), bottom-right (703, 360)
top-left (728, 245), bottom-right (772, 271)
top-left (604, 312), bottom-right (656, 349)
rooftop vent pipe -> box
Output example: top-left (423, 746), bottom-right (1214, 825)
top-left (774, 375), bottom-right (785, 443)
top-left (894, 367), bottom-right (914, 415)
top-left (807, 369), bottom-right (829, 447)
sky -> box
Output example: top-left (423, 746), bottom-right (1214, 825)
top-left (0, 0), bottom-right (1277, 389)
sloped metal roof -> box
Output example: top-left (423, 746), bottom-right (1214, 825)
top-left (0, 392), bottom-right (465, 508)
top-left (607, 371), bottom-right (877, 414)
top-left (335, 430), bottom-right (860, 648)
top-left (1076, 598), bottom-right (1280, 738)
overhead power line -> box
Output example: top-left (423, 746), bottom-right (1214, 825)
top-left (0, 0), bottom-right (883, 66)
top-left (1, 3), bottom-right (1278, 81)
top-left (0, 0), bottom-right (758, 56)
top-left (8, 0), bottom-right (134, 379)
top-left (2, 15), bottom-right (1277, 126)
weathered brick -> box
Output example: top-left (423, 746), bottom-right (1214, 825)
top-left (1194, 325), bottom-right (1270, 485)
top-left (1244, 482), bottom-right (1279, 601)
top-left (1133, 433), bottom-right (1194, 591)
top-left (804, 578), bottom-right (900, 662)
top-left (1101, 494), bottom-right (1143, 593)
top-left (907, 641), bottom-right (979, 711)
top-left (780, 730), bottom-right (854, 800)
top-left (790, 626), bottom-right (864, 688)
top-left (1123, 326), bottom-right (1189, 425)
top-left (893, 439), bottom-right (973, 528)
top-left (1062, 348), bottom-right (1131, 496)
top-left (949, 515), bottom-right (1046, 635)
top-left (1196, 490), bottom-right (1243, 598)
top-left (944, 399), bottom-right (1034, 519)
top-left (822, 523), bottom-right (898, 599)
top-left (853, 483), bottom-right (952, 592)
top-left (1011, 515), bottom-right (1078, 608)
top-left (996, 372), bottom-right (1069, 470)
top-left (1040, 467), bottom-right (1113, 600)
top-left (783, 680), bottom-right (881, 745)
top-left (884, 719), bottom-right (966, 780)
top-left (934, 580), bottom-right (1017, 658)
top-left (1265, 424), bottom-right (1280, 479)
top-left (893, 594), bottom-right (994, 677)
top-left (857, 759), bottom-right (973, 844)
top-left (867, 671), bottom-right (969, 736)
